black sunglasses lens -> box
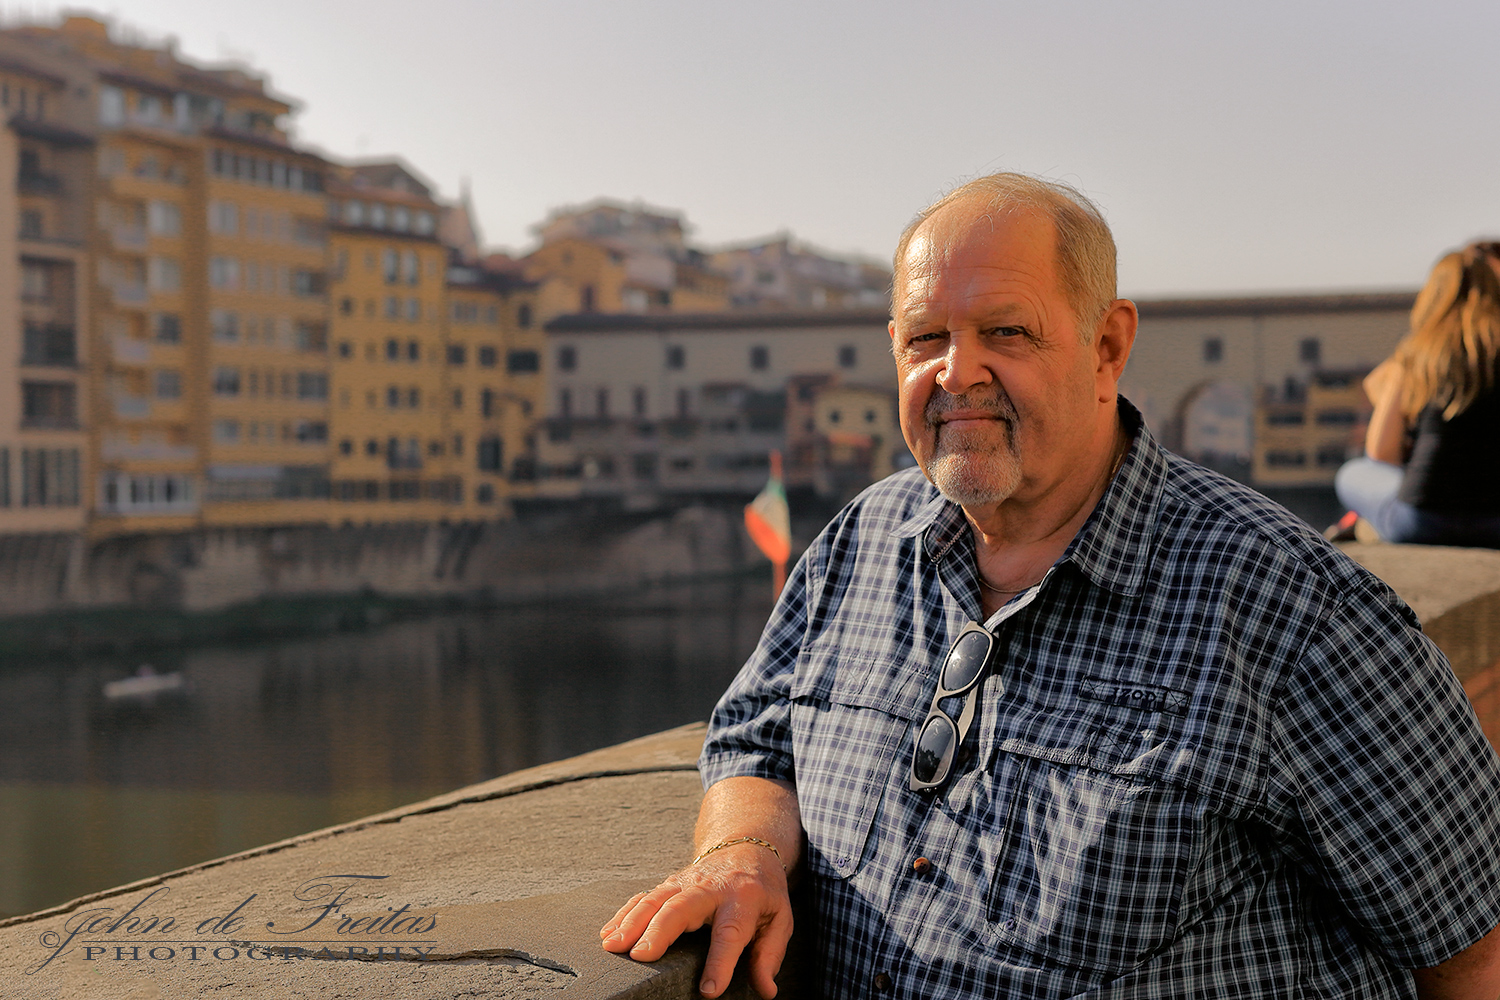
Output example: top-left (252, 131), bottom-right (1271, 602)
top-left (913, 715), bottom-right (957, 786)
top-left (942, 631), bottom-right (991, 692)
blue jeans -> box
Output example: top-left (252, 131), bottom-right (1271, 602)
top-left (1334, 458), bottom-right (1500, 547)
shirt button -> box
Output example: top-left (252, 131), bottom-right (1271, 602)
top-left (873, 972), bottom-right (893, 992)
top-left (911, 856), bottom-right (932, 875)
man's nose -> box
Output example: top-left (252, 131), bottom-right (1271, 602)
top-left (935, 334), bottom-right (993, 394)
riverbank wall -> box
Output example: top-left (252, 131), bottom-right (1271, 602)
top-left (0, 504), bottom-right (755, 623)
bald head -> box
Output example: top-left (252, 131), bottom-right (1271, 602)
top-left (893, 174), bottom-right (1117, 341)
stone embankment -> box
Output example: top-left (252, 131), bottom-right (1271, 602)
top-left (1, 542), bottom-right (1497, 999)
top-left (0, 506), bottom-right (750, 617)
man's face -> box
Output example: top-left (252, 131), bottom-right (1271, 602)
top-left (889, 201), bottom-right (1118, 509)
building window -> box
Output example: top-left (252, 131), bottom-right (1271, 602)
top-left (405, 340), bottom-right (420, 362)
top-left (384, 296), bottom-right (399, 319)
top-left (518, 304), bottom-right (533, 328)
top-left (406, 298), bottom-right (421, 322)
top-left (666, 345), bottom-right (685, 370)
top-left (452, 388), bottom-right (463, 410)
top-left (751, 345), bottom-right (769, 371)
top-left (407, 387), bottom-right (420, 408)
top-left (292, 270), bottom-right (324, 297)
top-left (507, 350), bottom-right (539, 373)
top-left (676, 387), bottom-right (690, 417)
top-left (339, 439), bottom-right (353, 456)
top-left (155, 313), bottom-right (181, 343)
top-left (402, 251), bottom-right (420, 285)
top-left (1299, 338), bottom-right (1321, 364)
top-left (338, 340), bottom-right (353, 359)
top-left (448, 344), bottom-right (466, 365)
top-left (209, 202), bottom-right (240, 238)
top-left (155, 370), bottom-right (181, 399)
top-left (148, 200), bottom-right (181, 237)
top-left (212, 419), bottom-right (240, 444)
top-left (382, 249), bottom-right (399, 284)
top-left (21, 382), bottom-right (76, 428)
top-left (838, 345), bottom-right (857, 369)
top-left (557, 346), bottom-right (576, 371)
top-left (296, 372), bottom-right (329, 400)
top-left (209, 256), bottom-right (239, 290)
top-left (478, 346), bottom-right (498, 367)
top-left (385, 338), bottom-right (400, 361)
top-left (633, 387), bottom-right (647, 417)
top-left (386, 386), bottom-right (401, 408)
top-left (21, 261), bottom-right (48, 301)
top-left (19, 209), bottom-right (42, 239)
top-left (340, 297), bottom-right (354, 315)
top-left (477, 436), bottom-right (503, 471)
top-left (211, 310), bottom-right (240, 343)
top-left (23, 323), bottom-right (76, 366)
top-left (365, 439), bottom-right (380, 456)
top-left (558, 388), bottom-right (571, 418)
top-left (481, 388), bottom-right (495, 417)
top-left (213, 367), bottom-right (241, 396)
top-left (294, 420), bottom-right (327, 443)
top-left (20, 448), bottom-right (78, 506)
top-left (1203, 337), bottom-right (1223, 364)
top-left (596, 388), bottom-right (609, 418)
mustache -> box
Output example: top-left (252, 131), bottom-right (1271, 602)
top-left (923, 384), bottom-right (1018, 426)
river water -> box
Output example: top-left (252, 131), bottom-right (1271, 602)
top-left (0, 577), bottom-right (777, 920)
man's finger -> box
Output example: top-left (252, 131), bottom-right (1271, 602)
top-left (600, 891), bottom-right (650, 939)
top-left (628, 886), bottom-right (719, 962)
top-left (697, 903), bottom-right (761, 999)
top-left (746, 905), bottom-right (794, 999)
top-left (604, 886), bottom-right (680, 953)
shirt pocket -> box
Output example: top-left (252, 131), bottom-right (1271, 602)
top-left (984, 730), bottom-right (1206, 974)
top-left (789, 644), bottom-right (920, 880)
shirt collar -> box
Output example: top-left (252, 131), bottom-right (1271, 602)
top-left (888, 397), bottom-right (1166, 597)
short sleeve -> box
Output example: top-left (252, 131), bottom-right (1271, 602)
top-left (698, 544), bottom-right (815, 790)
top-left (1268, 581), bottom-right (1500, 968)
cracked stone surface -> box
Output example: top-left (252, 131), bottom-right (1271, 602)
top-left (0, 723), bottom-right (764, 999)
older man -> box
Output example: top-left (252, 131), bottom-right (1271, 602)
top-left (601, 174), bottom-right (1500, 998)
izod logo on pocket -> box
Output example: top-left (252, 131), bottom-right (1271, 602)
top-left (1078, 677), bottom-right (1189, 715)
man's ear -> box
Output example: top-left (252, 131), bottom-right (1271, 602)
top-left (1093, 299), bottom-right (1138, 402)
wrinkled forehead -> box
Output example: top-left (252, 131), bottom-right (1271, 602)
top-left (894, 200), bottom-right (1060, 302)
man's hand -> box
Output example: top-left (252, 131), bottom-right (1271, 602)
top-left (601, 842), bottom-right (792, 997)
top-left (600, 776), bottom-right (801, 999)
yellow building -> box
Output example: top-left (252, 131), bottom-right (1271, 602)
top-left (326, 162), bottom-right (542, 521)
top-left (1252, 369), bottom-right (1371, 486)
top-left (0, 48), bottom-right (93, 532)
top-left (443, 262), bottom-right (543, 511)
top-left (326, 162), bottom-right (455, 520)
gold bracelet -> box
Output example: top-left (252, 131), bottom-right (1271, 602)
top-left (692, 836), bottom-right (786, 871)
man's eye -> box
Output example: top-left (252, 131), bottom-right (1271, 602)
top-left (988, 326), bottom-right (1028, 338)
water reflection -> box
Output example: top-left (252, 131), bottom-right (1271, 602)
top-left (0, 577), bottom-right (775, 918)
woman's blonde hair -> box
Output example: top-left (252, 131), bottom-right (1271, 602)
top-left (1394, 241), bottom-right (1500, 421)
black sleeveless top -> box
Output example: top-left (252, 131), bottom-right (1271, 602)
top-left (1398, 390), bottom-right (1500, 514)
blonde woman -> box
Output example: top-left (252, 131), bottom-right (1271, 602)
top-left (1334, 241), bottom-right (1500, 545)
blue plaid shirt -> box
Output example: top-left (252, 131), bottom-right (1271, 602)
top-left (701, 400), bottom-right (1500, 998)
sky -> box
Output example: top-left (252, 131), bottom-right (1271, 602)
top-left (21, 0), bottom-right (1500, 297)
